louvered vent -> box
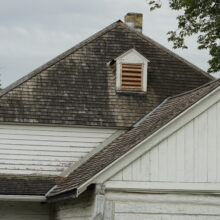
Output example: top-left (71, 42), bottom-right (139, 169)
top-left (121, 63), bottom-right (143, 90)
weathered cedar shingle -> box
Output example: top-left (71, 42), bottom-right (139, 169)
top-left (0, 175), bottom-right (55, 196)
top-left (0, 21), bottom-right (212, 127)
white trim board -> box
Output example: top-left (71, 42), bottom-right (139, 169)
top-left (75, 86), bottom-right (220, 196)
top-left (105, 192), bottom-right (220, 206)
top-left (114, 48), bottom-right (150, 63)
top-left (105, 181), bottom-right (220, 194)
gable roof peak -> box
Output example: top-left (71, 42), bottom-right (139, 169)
top-left (119, 21), bottom-right (213, 80)
top-left (0, 19), bottom-right (213, 128)
top-left (0, 19), bottom-right (213, 100)
top-left (0, 20), bottom-right (122, 99)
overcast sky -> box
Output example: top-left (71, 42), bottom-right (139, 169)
top-left (0, 0), bottom-right (219, 88)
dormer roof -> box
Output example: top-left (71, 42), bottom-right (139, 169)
top-left (114, 48), bottom-right (149, 62)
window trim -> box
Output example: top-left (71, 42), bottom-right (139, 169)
top-left (115, 49), bottom-right (149, 93)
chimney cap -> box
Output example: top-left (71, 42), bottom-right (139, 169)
top-left (124, 13), bottom-right (143, 33)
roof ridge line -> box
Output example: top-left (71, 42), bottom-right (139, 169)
top-left (134, 97), bottom-right (170, 127)
top-left (0, 20), bottom-right (122, 98)
top-left (118, 22), bottom-right (214, 80)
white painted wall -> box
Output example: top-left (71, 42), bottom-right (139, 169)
top-left (54, 190), bottom-right (95, 220)
top-left (109, 100), bottom-right (220, 188)
top-left (0, 124), bottom-right (118, 176)
top-left (104, 191), bottom-right (220, 220)
top-left (0, 201), bottom-right (49, 220)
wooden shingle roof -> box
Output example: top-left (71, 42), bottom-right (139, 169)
top-left (0, 175), bottom-right (55, 196)
top-left (0, 21), bottom-right (212, 128)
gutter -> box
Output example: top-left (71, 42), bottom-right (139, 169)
top-left (46, 189), bottom-right (77, 203)
top-left (0, 195), bottom-right (46, 202)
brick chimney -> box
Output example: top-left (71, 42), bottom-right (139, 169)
top-left (124, 13), bottom-right (143, 33)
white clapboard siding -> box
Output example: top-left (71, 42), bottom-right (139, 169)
top-left (0, 124), bottom-right (117, 176)
top-left (110, 100), bottom-right (220, 186)
top-left (104, 192), bottom-right (220, 220)
top-left (0, 202), bottom-right (49, 220)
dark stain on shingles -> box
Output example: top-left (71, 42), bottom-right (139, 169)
top-left (28, 38), bottom-right (115, 126)
top-left (69, 43), bottom-right (112, 126)
top-left (0, 175), bottom-right (56, 196)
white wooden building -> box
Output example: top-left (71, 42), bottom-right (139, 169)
top-left (52, 79), bottom-right (220, 220)
top-left (0, 12), bottom-right (219, 220)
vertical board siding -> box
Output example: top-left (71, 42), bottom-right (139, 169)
top-left (207, 105), bottom-right (217, 182)
top-left (217, 101), bottom-right (220, 181)
top-left (149, 146), bottom-right (158, 181)
top-left (176, 128), bottom-right (185, 181)
top-left (0, 124), bottom-right (117, 176)
top-left (0, 202), bottom-right (49, 220)
top-left (110, 100), bottom-right (220, 184)
top-left (105, 192), bottom-right (220, 220)
top-left (184, 122), bottom-right (194, 182)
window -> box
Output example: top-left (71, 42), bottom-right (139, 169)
top-left (114, 49), bottom-right (149, 93)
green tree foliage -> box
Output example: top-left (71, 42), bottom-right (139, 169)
top-left (147, 0), bottom-right (220, 73)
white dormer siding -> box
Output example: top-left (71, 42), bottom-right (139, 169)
top-left (115, 49), bottom-right (149, 92)
top-left (108, 99), bottom-right (220, 190)
top-left (0, 124), bottom-right (119, 176)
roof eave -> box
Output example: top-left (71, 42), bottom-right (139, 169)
top-left (0, 195), bottom-right (46, 202)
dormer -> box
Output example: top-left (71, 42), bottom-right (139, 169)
top-left (115, 49), bottom-right (149, 93)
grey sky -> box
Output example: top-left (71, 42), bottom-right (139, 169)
top-left (0, 0), bottom-right (219, 88)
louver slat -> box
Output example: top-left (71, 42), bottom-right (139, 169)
top-left (121, 64), bottom-right (143, 90)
